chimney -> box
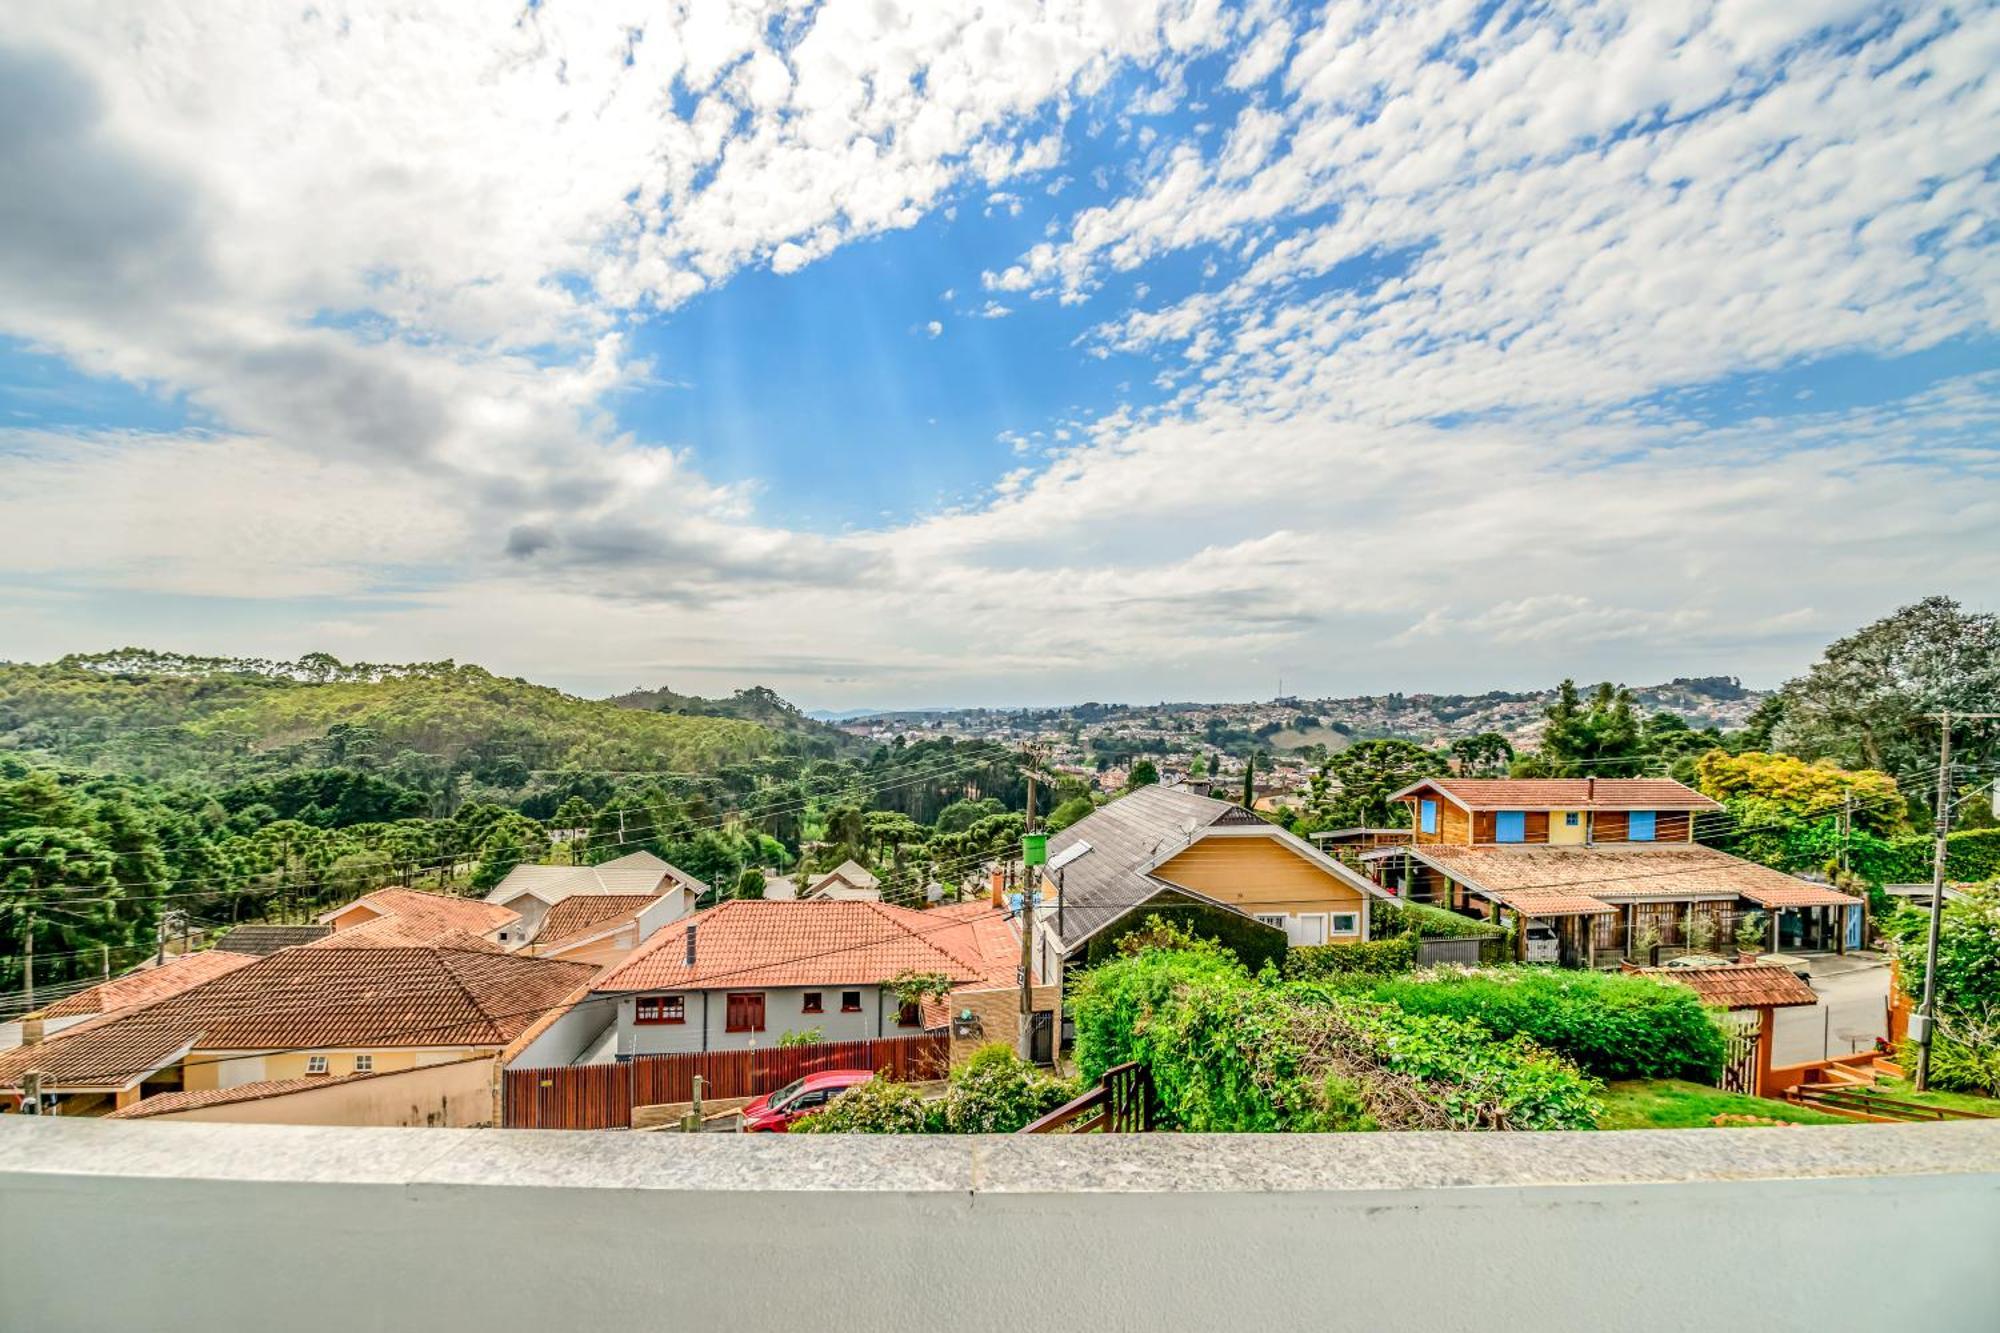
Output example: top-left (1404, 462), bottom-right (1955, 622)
top-left (683, 924), bottom-right (696, 967)
top-left (20, 1016), bottom-right (44, 1047)
top-left (1585, 776), bottom-right (1595, 801)
top-left (990, 866), bottom-right (1006, 908)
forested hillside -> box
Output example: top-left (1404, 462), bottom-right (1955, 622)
top-left (0, 650), bottom-right (795, 785)
top-left (0, 651), bottom-right (1043, 1007)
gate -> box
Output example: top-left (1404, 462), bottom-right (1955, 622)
top-left (1720, 1018), bottom-right (1761, 1095)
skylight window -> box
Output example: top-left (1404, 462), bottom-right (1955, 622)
top-left (1048, 841), bottom-right (1092, 871)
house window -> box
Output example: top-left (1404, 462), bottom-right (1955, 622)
top-left (1565, 812), bottom-right (1581, 827)
top-left (636, 995), bottom-right (685, 1025)
top-left (354, 1054), bottom-right (373, 1073)
top-left (726, 992), bottom-right (766, 1033)
top-left (1419, 799), bottom-right (1438, 834)
top-left (1254, 913), bottom-right (1288, 930)
top-left (802, 991), bottom-right (824, 1014)
top-left (1628, 811), bottom-right (1657, 841)
top-left (840, 990), bottom-right (862, 1013)
top-left (306, 1055), bottom-right (328, 1075)
top-left (1330, 912), bottom-right (1360, 936)
top-left (1495, 811), bottom-right (1526, 843)
top-left (896, 1000), bottom-right (921, 1028)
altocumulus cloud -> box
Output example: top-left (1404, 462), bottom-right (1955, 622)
top-left (0, 1), bottom-right (1994, 703)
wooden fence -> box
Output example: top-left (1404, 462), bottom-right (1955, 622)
top-left (503, 1033), bottom-right (950, 1130)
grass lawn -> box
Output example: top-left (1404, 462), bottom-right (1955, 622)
top-left (1868, 1077), bottom-right (2000, 1118)
top-left (1596, 1080), bottom-right (1847, 1129)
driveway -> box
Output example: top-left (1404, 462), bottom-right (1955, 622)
top-left (1770, 954), bottom-right (1892, 1067)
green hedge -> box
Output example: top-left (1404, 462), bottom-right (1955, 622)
top-left (1371, 900), bottom-right (1505, 940)
top-left (1070, 946), bottom-right (1600, 1131)
top-left (1083, 892), bottom-right (1286, 974)
top-left (1348, 968), bottom-right (1728, 1082)
top-left (1283, 933), bottom-right (1418, 978)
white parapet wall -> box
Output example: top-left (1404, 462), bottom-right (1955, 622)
top-left (3, 1117), bottom-right (1999, 1331)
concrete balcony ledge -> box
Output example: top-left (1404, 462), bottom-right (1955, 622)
top-left (5, 1118), bottom-right (1999, 1331)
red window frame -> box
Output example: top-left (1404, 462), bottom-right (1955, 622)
top-left (840, 990), bottom-right (863, 1013)
top-left (725, 992), bottom-right (766, 1033)
top-left (635, 995), bottom-right (685, 1025)
top-left (801, 991), bottom-right (824, 1014)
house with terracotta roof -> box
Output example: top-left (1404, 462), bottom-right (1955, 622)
top-left (316, 887), bottom-right (520, 948)
top-left (0, 938), bottom-right (593, 1117)
top-left (1363, 777), bottom-right (1859, 966)
top-left (1, 950), bottom-right (262, 1058)
top-left (1636, 960), bottom-right (1821, 1098)
top-left (1027, 784), bottom-right (1394, 982)
top-left (588, 900), bottom-right (992, 1056)
top-left (521, 892), bottom-right (689, 966)
top-left (481, 849), bottom-right (703, 947)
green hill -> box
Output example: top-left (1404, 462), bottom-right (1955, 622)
top-left (0, 648), bottom-right (803, 784)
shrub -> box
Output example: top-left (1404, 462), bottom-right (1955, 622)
top-left (1884, 881), bottom-right (2000, 1095)
top-left (1349, 968), bottom-right (1728, 1083)
top-left (1370, 900), bottom-right (1505, 940)
top-left (1283, 933), bottom-right (1418, 979)
top-left (940, 1043), bottom-right (1077, 1133)
top-left (1069, 949), bottom-right (1600, 1131)
top-left (776, 1027), bottom-right (823, 1047)
top-left (791, 1045), bottom-right (1077, 1134)
top-left (1084, 893), bottom-right (1286, 973)
top-left (789, 1074), bottom-right (936, 1133)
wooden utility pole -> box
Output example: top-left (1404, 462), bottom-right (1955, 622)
top-left (1913, 709), bottom-right (2000, 1091)
top-left (22, 911), bottom-right (32, 1013)
top-left (1018, 752), bottom-right (1039, 1062)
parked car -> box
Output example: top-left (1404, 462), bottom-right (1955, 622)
top-left (740, 1069), bottom-right (877, 1132)
top-left (1523, 922), bottom-right (1560, 964)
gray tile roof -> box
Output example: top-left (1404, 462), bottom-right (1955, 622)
top-left (1041, 785), bottom-right (1243, 948)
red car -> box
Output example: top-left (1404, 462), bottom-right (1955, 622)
top-left (740, 1069), bottom-right (876, 1132)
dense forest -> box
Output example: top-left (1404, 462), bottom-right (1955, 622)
top-left (0, 651), bottom-right (1049, 1004)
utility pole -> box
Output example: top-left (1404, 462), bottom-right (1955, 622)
top-left (1913, 709), bottom-right (2000, 1091)
top-left (1018, 745), bottom-right (1041, 1062)
top-left (22, 911), bottom-right (32, 1013)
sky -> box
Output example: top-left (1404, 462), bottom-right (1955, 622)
top-left (0, 1), bottom-right (1996, 709)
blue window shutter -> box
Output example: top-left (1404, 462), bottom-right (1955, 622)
top-left (1420, 799), bottom-right (1437, 834)
top-left (1496, 811), bottom-right (1525, 843)
top-left (1629, 811), bottom-right (1656, 841)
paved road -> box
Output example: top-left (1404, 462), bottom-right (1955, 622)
top-left (1771, 956), bottom-right (1891, 1067)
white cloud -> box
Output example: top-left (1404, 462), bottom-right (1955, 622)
top-left (0, 2), bottom-right (1994, 705)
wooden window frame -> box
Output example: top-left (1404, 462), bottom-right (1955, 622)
top-left (801, 991), bottom-right (824, 1014)
top-left (840, 990), bottom-right (863, 1013)
top-left (305, 1054), bottom-right (329, 1075)
top-left (895, 1000), bottom-right (921, 1028)
top-left (635, 994), bottom-right (686, 1026)
top-left (725, 992), bottom-right (766, 1034)
top-left (1420, 799), bottom-right (1438, 834)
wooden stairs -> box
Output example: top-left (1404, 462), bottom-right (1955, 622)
top-left (1785, 1057), bottom-right (1992, 1123)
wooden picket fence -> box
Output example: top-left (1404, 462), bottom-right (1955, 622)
top-left (503, 1033), bottom-right (950, 1130)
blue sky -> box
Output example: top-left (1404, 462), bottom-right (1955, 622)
top-left (0, 2), bottom-right (1995, 707)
